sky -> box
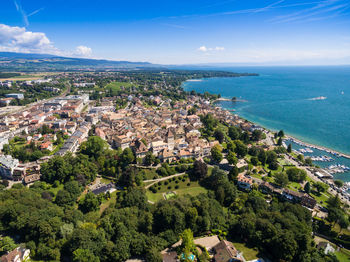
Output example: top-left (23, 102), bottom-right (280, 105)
top-left (0, 0), bottom-right (350, 65)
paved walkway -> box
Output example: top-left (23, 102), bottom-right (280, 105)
top-left (144, 172), bottom-right (185, 189)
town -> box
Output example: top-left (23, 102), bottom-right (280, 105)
top-left (0, 70), bottom-right (348, 262)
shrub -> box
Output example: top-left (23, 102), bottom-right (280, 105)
top-left (175, 185), bottom-right (179, 189)
top-left (168, 186), bottom-right (172, 190)
top-left (175, 180), bottom-right (179, 184)
top-left (164, 181), bottom-right (169, 185)
top-left (187, 183), bottom-right (191, 186)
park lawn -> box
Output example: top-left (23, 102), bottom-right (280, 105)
top-left (309, 191), bottom-right (330, 206)
top-left (287, 181), bottom-right (302, 191)
top-left (139, 168), bottom-right (159, 180)
top-left (105, 81), bottom-right (134, 91)
top-left (146, 175), bottom-right (207, 202)
top-left (335, 248), bottom-right (350, 261)
top-left (231, 242), bottom-right (259, 261)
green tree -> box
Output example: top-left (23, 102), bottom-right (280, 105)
top-left (79, 193), bottom-right (100, 213)
top-left (287, 143), bottom-right (292, 153)
top-left (286, 167), bottom-right (307, 182)
top-left (304, 182), bottom-right (311, 193)
top-left (274, 172), bottom-right (289, 187)
top-left (234, 140), bottom-right (247, 158)
top-left (334, 180), bottom-right (344, 188)
top-left (180, 229), bottom-right (195, 260)
top-left (314, 182), bottom-right (328, 195)
top-left (228, 126), bottom-right (240, 140)
top-left (121, 148), bottom-right (135, 166)
top-left (277, 130), bottom-right (285, 137)
top-left (73, 249), bottom-right (100, 262)
top-left (79, 136), bottom-right (108, 159)
top-left (0, 236), bottom-right (17, 253)
top-left (214, 129), bottom-right (225, 144)
top-left (211, 145), bottom-right (223, 163)
top-left (227, 151), bottom-right (238, 165)
top-left (277, 137), bottom-right (283, 146)
top-left (192, 160), bottom-right (208, 180)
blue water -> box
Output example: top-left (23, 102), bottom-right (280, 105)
top-left (182, 66), bottom-right (350, 181)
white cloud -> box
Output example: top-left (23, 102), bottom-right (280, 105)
top-left (198, 46), bottom-right (225, 52)
top-left (198, 46), bottom-right (208, 52)
top-left (0, 24), bottom-right (59, 54)
top-left (75, 45), bottom-right (92, 57)
top-left (0, 24), bottom-right (93, 58)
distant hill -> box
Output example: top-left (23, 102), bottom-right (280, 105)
top-left (0, 52), bottom-right (161, 72)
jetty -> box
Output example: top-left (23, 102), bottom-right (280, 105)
top-left (214, 98), bottom-right (248, 103)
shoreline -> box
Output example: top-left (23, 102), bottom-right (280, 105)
top-left (213, 101), bottom-right (350, 160)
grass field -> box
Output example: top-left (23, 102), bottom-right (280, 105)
top-left (231, 241), bottom-right (259, 261)
top-left (335, 248), bottom-right (350, 261)
top-left (105, 81), bottom-right (134, 91)
top-left (146, 175), bottom-right (207, 202)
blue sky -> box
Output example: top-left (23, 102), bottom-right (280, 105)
top-left (0, 0), bottom-right (350, 65)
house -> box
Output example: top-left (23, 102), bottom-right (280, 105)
top-left (0, 247), bottom-right (30, 262)
top-left (0, 155), bottom-right (19, 179)
top-left (114, 135), bottom-right (132, 150)
top-left (282, 189), bottom-right (304, 203)
top-left (301, 194), bottom-right (317, 209)
top-left (317, 242), bottom-right (335, 255)
top-left (40, 141), bottom-right (53, 151)
top-left (213, 240), bottom-right (244, 262)
top-left (237, 174), bottom-right (253, 191)
top-left (133, 140), bottom-right (148, 159)
top-left (5, 93), bottom-right (24, 100)
top-left (0, 98), bottom-right (14, 106)
top-left (259, 181), bottom-right (274, 194)
top-left (24, 174), bottom-right (41, 184)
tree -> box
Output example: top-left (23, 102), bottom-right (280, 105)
top-left (180, 229), bottom-right (195, 259)
top-left (277, 137), bottom-right (282, 146)
top-left (0, 236), bottom-right (17, 253)
top-left (79, 192), bottom-right (100, 213)
top-left (228, 126), bottom-right (240, 140)
top-left (211, 145), bottom-right (223, 163)
top-left (334, 180), bottom-right (344, 188)
top-left (314, 182), bottom-right (328, 195)
top-left (234, 140), bottom-right (247, 158)
top-left (192, 160), bottom-right (208, 180)
top-left (228, 166), bottom-right (239, 181)
top-left (277, 130), bottom-right (284, 137)
top-left (227, 151), bottom-right (238, 165)
top-left (121, 148), bottom-right (135, 166)
top-left (214, 129), bottom-right (225, 144)
top-left (304, 182), bottom-right (311, 193)
top-left (251, 130), bottom-right (263, 141)
top-left (287, 143), bottom-right (292, 153)
top-left (286, 167), bottom-right (307, 182)
top-left (73, 248), bottom-right (100, 262)
top-left (144, 152), bottom-right (156, 166)
top-left (250, 156), bottom-right (259, 166)
top-left (79, 136), bottom-right (108, 159)
top-left (274, 172), bottom-right (289, 187)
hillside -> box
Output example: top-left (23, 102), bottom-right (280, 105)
top-left (0, 52), bottom-right (160, 72)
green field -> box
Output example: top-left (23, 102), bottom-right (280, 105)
top-left (231, 241), bottom-right (259, 261)
top-left (146, 175), bottom-right (207, 202)
top-left (105, 81), bottom-right (134, 91)
top-left (335, 248), bottom-right (350, 261)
